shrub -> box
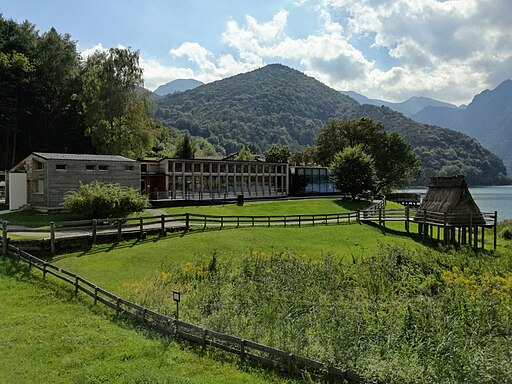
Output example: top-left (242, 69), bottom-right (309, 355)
top-left (62, 181), bottom-right (148, 219)
top-left (500, 227), bottom-right (512, 240)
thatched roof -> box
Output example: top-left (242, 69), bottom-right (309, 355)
top-left (414, 175), bottom-right (485, 225)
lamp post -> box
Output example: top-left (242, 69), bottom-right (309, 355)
top-left (172, 290), bottom-right (181, 322)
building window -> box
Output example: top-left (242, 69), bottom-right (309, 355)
top-left (141, 164), bottom-right (148, 173)
top-left (125, 165), bottom-right (134, 171)
top-left (98, 165), bottom-right (109, 171)
top-left (85, 165), bottom-right (95, 171)
top-left (32, 179), bottom-right (44, 194)
top-left (56, 164), bottom-right (67, 171)
top-left (33, 160), bottom-right (44, 170)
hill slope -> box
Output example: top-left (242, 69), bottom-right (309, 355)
top-left (154, 64), bottom-right (509, 185)
top-left (413, 80), bottom-right (512, 173)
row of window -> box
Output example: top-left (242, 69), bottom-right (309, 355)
top-left (166, 162), bottom-right (287, 174)
top-left (55, 164), bottom-right (135, 171)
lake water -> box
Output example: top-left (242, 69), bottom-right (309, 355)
top-left (402, 186), bottom-right (512, 221)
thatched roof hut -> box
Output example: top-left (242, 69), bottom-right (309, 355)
top-left (414, 175), bottom-right (485, 225)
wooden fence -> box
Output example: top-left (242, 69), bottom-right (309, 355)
top-left (3, 244), bottom-right (362, 383)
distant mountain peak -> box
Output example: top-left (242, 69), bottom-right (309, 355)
top-left (154, 79), bottom-right (204, 96)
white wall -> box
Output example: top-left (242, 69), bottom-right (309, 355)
top-left (8, 173), bottom-right (27, 210)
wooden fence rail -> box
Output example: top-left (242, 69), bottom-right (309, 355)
top-left (3, 244), bottom-right (362, 383)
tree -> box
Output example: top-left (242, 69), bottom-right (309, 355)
top-left (290, 146), bottom-right (317, 165)
top-left (79, 47), bottom-right (156, 158)
top-left (234, 145), bottom-right (255, 161)
top-left (330, 146), bottom-right (376, 200)
top-left (264, 144), bottom-right (291, 163)
top-left (316, 118), bottom-right (419, 194)
top-left (315, 117), bottom-right (386, 166)
top-left (374, 132), bottom-right (421, 194)
top-left (174, 133), bottom-right (196, 159)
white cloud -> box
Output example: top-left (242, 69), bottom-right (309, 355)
top-left (84, 1), bottom-right (512, 104)
top-left (320, 0), bottom-right (512, 103)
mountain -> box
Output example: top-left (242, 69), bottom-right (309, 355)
top-left (340, 91), bottom-right (460, 117)
top-left (412, 80), bottom-right (512, 173)
top-left (153, 79), bottom-right (204, 96)
top-left (154, 64), bottom-right (509, 186)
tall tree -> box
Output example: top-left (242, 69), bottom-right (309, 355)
top-left (174, 133), bottom-right (196, 159)
top-left (316, 118), bottom-right (420, 194)
top-left (79, 47), bottom-right (155, 158)
top-left (315, 117), bottom-right (386, 166)
top-left (330, 146), bottom-right (376, 200)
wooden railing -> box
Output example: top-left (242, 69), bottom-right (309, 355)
top-left (3, 244), bottom-right (362, 383)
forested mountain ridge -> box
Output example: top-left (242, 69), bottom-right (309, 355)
top-left (412, 79), bottom-right (512, 173)
top-left (154, 64), bottom-right (509, 185)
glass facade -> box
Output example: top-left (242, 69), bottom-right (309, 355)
top-left (289, 166), bottom-right (338, 196)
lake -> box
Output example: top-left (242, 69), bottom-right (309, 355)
top-left (403, 185), bottom-right (512, 221)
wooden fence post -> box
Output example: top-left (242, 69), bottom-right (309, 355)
top-left (378, 208), bottom-right (382, 228)
top-left (240, 339), bottom-right (246, 363)
top-left (268, 216), bottom-right (271, 227)
top-left (467, 213), bottom-right (472, 247)
top-left (185, 213), bottom-right (190, 231)
top-left (139, 217), bottom-right (144, 238)
top-left (92, 219), bottom-right (97, 245)
top-left (161, 214), bottom-right (166, 235)
top-left (356, 210), bottom-right (360, 224)
top-left (494, 211), bottom-right (497, 250)
top-left (2, 221), bottom-right (7, 256)
top-left (443, 213), bottom-right (447, 246)
top-left (50, 222), bottom-right (56, 255)
top-left (117, 219), bottom-right (122, 242)
top-left (74, 275), bottom-right (79, 296)
top-left (405, 206), bottom-right (410, 233)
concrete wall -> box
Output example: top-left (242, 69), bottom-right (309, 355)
top-left (8, 172), bottom-right (27, 210)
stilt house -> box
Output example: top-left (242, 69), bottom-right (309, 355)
top-left (414, 175), bottom-right (496, 248)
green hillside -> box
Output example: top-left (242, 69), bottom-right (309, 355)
top-left (154, 64), bottom-right (509, 186)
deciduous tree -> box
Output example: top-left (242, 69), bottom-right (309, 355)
top-left (79, 47), bottom-right (155, 158)
top-left (330, 146), bottom-right (376, 200)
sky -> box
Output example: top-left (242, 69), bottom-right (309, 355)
top-left (2, 0), bottom-right (512, 105)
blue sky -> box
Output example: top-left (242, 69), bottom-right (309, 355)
top-left (2, 0), bottom-right (511, 105)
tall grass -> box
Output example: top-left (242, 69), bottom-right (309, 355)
top-left (130, 247), bottom-right (512, 383)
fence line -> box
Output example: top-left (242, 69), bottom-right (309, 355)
top-left (3, 244), bottom-right (362, 383)
top-left (1, 207), bottom-right (499, 254)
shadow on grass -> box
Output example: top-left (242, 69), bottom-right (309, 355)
top-left (332, 198), bottom-right (372, 212)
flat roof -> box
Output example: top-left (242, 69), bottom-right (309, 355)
top-left (33, 152), bottom-right (136, 162)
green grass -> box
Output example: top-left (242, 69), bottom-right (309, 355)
top-left (165, 198), bottom-right (377, 216)
top-left (0, 266), bottom-right (293, 384)
top-left (54, 221), bottom-right (428, 296)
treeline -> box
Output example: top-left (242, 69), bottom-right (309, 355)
top-left (0, 16), bottom-right (92, 170)
top-left (0, 15), bottom-right (212, 170)
top-left (155, 64), bottom-right (510, 185)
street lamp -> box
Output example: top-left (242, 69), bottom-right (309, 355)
top-left (172, 290), bottom-right (181, 321)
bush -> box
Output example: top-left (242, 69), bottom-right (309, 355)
top-left (62, 181), bottom-right (148, 219)
top-left (500, 227), bottom-right (512, 240)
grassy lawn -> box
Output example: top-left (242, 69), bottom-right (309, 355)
top-left (165, 198), bottom-right (377, 216)
top-left (0, 269), bottom-right (293, 384)
top-left (54, 220), bottom-right (428, 296)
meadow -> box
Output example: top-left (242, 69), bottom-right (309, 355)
top-left (3, 199), bottom-right (512, 383)
top-left (0, 261), bottom-right (294, 384)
